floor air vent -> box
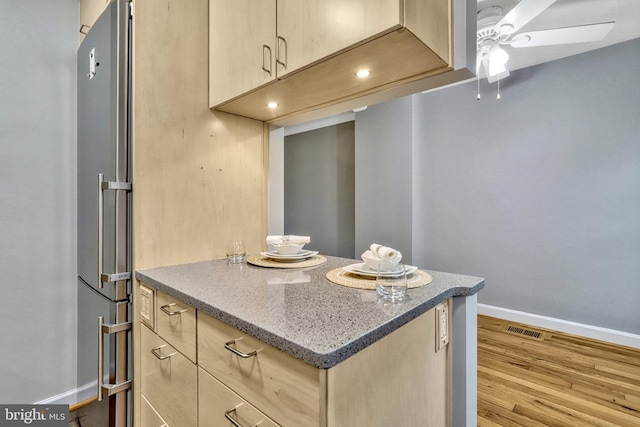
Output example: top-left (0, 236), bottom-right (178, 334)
top-left (506, 325), bottom-right (545, 340)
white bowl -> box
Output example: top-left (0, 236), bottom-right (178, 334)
top-left (271, 242), bottom-right (306, 255)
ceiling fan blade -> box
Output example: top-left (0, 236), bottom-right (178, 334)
top-left (495, 0), bottom-right (557, 36)
top-left (509, 22), bottom-right (615, 48)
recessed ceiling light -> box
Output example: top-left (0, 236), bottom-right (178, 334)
top-left (355, 69), bottom-right (371, 78)
top-left (267, 102), bottom-right (279, 109)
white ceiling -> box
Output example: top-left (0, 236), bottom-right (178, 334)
top-left (477, 0), bottom-right (640, 72)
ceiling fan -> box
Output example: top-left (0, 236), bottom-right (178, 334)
top-left (477, 0), bottom-right (616, 84)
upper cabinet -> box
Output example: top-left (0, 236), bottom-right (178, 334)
top-left (275, 0), bottom-right (402, 78)
top-left (80, 0), bottom-right (111, 42)
top-left (209, 0), bottom-right (277, 107)
top-left (210, 0), bottom-right (469, 123)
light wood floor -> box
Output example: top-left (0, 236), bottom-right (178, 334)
top-left (477, 315), bottom-right (640, 426)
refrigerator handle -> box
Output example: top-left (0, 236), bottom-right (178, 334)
top-left (97, 316), bottom-right (104, 401)
top-left (98, 315), bottom-right (132, 401)
top-left (98, 174), bottom-right (104, 289)
top-left (97, 173), bottom-right (132, 289)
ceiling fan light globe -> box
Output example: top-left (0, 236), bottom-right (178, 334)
top-left (489, 46), bottom-right (509, 62)
top-left (481, 51), bottom-right (510, 83)
top-left (486, 68), bottom-right (510, 84)
top-left (489, 61), bottom-right (506, 76)
top-left (487, 46), bottom-right (509, 76)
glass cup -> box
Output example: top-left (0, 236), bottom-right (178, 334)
top-left (375, 264), bottom-right (407, 302)
top-left (226, 240), bottom-right (246, 264)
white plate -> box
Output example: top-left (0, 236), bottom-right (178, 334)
top-left (261, 250), bottom-right (318, 260)
top-left (342, 263), bottom-right (418, 278)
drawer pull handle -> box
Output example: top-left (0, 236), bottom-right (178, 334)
top-left (224, 404), bottom-right (262, 427)
top-left (151, 345), bottom-right (176, 360)
top-left (224, 338), bottom-right (258, 359)
top-left (160, 303), bottom-right (188, 316)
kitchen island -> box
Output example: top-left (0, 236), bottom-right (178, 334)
top-left (135, 256), bottom-right (483, 426)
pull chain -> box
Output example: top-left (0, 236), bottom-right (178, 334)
top-left (477, 70), bottom-right (481, 100)
top-left (497, 74), bottom-right (501, 100)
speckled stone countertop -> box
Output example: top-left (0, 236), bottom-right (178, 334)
top-left (135, 256), bottom-right (484, 369)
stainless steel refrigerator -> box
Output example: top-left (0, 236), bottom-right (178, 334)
top-left (77, 1), bottom-right (132, 425)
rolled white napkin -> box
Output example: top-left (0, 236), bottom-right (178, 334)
top-left (266, 235), bottom-right (311, 245)
top-left (368, 243), bottom-right (402, 269)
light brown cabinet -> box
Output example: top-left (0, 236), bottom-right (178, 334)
top-left (209, 0), bottom-right (400, 107)
top-left (325, 304), bottom-right (451, 426)
top-left (197, 305), bottom-right (451, 427)
top-left (140, 325), bottom-right (197, 427)
top-left (209, 0), bottom-right (453, 122)
top-left (139, 289), bottom-right (198, 426)
top-left (209, 0), bottom-right (277, 107)
top-left (137, 282), bottom-right (451, 426)
top-left (199, 368), bottom-right (280, 427)
top-left (198, 312), bottom-right (320, 426)
top-left (156, 291), bottom-right (197, 363)
top-left (128, 0), bottom-right (271, 424)
top-left (275, 0), bottom-right (402, 78)
top-left (140, 394), bottom-right (168, 427)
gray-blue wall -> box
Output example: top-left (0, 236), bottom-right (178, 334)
top-left (355, 96), bottom-right (415, 262)
top-left (357, 38), bottom-right (640, 334)
top-left (0, 1), bottom-right (78, 402)
top-left (284, 122), bottom-right (356, 258)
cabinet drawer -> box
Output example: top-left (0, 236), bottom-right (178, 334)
top-left (141, 325), bottom-right (197, 427)
top-left (140, 394), bottom-right (169, 427)
top-left (156, 290), bottom-right (196, 362)
top-left (199, 367), bottom-right (280, 427)
top-left (198, 313), bottom-right (320, 427)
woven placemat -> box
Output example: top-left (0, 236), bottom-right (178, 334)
top-left (247, 254), bottom-right (327, 269)
top-left (326, 267), bottom-right (433, 290)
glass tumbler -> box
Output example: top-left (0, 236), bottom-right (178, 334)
top-left (227, 240), bottom-right (246, 264)
top-left (375, 264), bottom-right (408, 302)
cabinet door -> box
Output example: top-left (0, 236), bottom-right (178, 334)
top-left (209, 0), bottom-right (277, 107)
top-left (325, 302), bottom-right (451, 426)
top-left (156, 291), bottom-right (197, 363)
top-left (199, 368), bottom-right (280, 427)
top-left (140, 395), bottom-right (169, 427)
top-left (198, 313), bottom-right (320, 426)
top-left (276, 0), bottom-right (402, 77)
top-left (141, 326), bottom-right (197, 427)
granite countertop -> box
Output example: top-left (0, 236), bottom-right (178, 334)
top-left (135, 256), bottom-right (484, 369)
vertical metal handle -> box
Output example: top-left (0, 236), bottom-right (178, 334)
top-left (96, 175), bottom-right (131, 287)
top-left (96, 316), bottom-right (132, 401)
top-left (275, 36), bottom-right (287, 69)
top-left (97, 316), bottom-right (104, 401)
top-left (261, 45), bottom-right (272, 75)
top-left (224, 404), bottom-right (263, 427)
top-left (97, 174), bottom-right (104, 289)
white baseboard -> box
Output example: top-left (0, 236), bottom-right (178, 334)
top-left (35, 381), bottom-right (96, 406)
top-left (478, 304), bottom-right (640, 349)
